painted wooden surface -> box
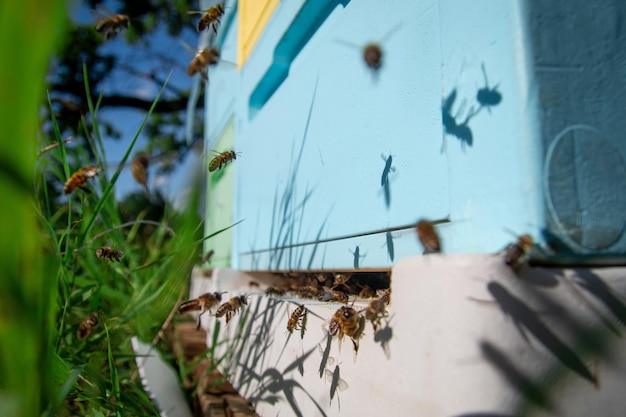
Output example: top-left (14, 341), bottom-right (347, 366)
top-left (203, 0), bottom-right (626, 270)
top-left (188, 257), bottom-right (626, 417)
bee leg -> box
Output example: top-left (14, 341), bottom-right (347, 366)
top-left (79, 185), bottom-right (92, 194)
top-left (196, 307), bottom-right (206, 330)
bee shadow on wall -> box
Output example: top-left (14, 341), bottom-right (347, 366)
top-left (441, 64), bottom-right (503, 152)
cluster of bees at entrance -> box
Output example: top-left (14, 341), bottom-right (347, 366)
top-left (178, 270), bottom-right (392, 356)
top-left (177, 220), bottom-right (533, 356)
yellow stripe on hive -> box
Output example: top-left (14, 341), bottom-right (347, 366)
top-left (238, 0), bottom-right (280, 68)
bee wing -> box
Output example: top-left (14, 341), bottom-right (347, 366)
top-left (179, 40), bottom-right (200, 56)
top-left (91, 5), bottom-right (114, 19)
top-left (187, 10), bottom-right (207, 15)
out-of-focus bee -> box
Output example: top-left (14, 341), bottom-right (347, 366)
top-left (188, 4), bottom-right (225, 33)
top-left (416, 219), bottom-right (441, 254)
top-left (318, 288), bottom-right (349, 303)
top-left (265, 286), bottom-right (286, 297)
top-left (363, 43), bottom-right (383, 70)
top-left (64, 165), bottom-right (99, 195)
top-left (95, 246), bottom-right (124, 262)
top-left (297, 285), bottom-right (320, 299)
top-left (208, 150), bottom-right (238, 172)
top-left (179, 291), bottom-right (226, 330)
top-left (357, 284), bottom-right (375, 299)
top-left (330, 305), bottom-right (366, 354)
top-left (286, 304), bottom-right (307, 336)
top-left (504, 234), bottom-right (533, 271)
top-left (77, 312), bottom-right (100, 340)
top-left (200, 249), bottom-right (215, 265)
top-left (94, 11), bottom-right (129, 41)
top-left (187, 47), bottom-right (220, 81)
top-left (215, 295), bottom-right (248, 324)
top-left (130, 153), bottom-right (150, 198)
top-left (376, 288), bottom-right (391, 305)
top-left (363, 299), bottom-right (388, 332)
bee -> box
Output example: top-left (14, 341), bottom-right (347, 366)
top-left (179, 291), bottom-right (226, 330)
top-left (363, 299), bottom-right (387, 332)
top-left (376, 288), bottom-right (391, 305)
top-left (208, 150), bottom-right (238, 172)
top-left (200, 249), bottom-right (215, 265)
top-left (331, 273), bottom-right (351, 289)
top-left (95, 12), bottom-right (129, 41)
top-left (215, 295), bottom-right (248, 324)
top-left (416, 219), bottom-right (441, 254)
top-left (363, 43), bottom-right (383, 70)
top-left (95, 246), bottom-right (124, 262)
top-left (297, 285), bottom-right (320, 299)
top-left (286, 304), bottom-right (307, 335)
top-left (189, 4), bottom-right (225, 33)
top-left (64, 165), bottom-right (99, 194)
top-left (504, 234), bottom-right (533, 271)
top-left (318, 288), bottom-right (349, 303)
top-left (331, 305), bottom-right (366, 354)
top-left (77, 312), bottom-right (100, 340)
top-left (265, 286), bottom-right (286, 297)
top-left (187, 47), bottom-right (220, 81)
top-left (130, 153), bottom-right (150, 197)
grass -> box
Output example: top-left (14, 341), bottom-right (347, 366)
top-left (0, 2), bottom-right (236, 414)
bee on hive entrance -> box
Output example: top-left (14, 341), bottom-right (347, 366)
top-left (503, 234), bottom-right (533, 271)
top-left (208, 150), bottom-right (239, 172)
top-left (286, 304), bottom-right (307, 337)
top-left (95, 246), bottom-right (124, 262)
top-left (179, 291), bottom-right (226, 330)
top-left (93, 7), bottom-right (129, 41)
top-left (416, 219), bottom-right (441, 254)
top-left (77, 312), bottom-right (100, 340)
top-left (330, 305), bottom-right (366, 355)
top-left (64, 165), bottom-right (99, 195)
top-left (188, 4), bottom-right (225, 33)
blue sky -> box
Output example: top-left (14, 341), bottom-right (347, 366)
top-left (67, 0), bottom-right (206, 206)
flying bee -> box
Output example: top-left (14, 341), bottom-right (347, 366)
top-left (77, 312), bottom-right (100, 340)
top-left (376, 288), bottom-right (391, 305)
top-left (363, 43), bottom-right (382, 70)
top-left (130, 153), bottom-right (150, 198)
top-left (179, 291), bottom-right (226, 330)
top-left (286, 304), bottom-right (307, 335)
top-left (187, 47), bottom-right (220, 81)
top-left (331, 305), bottom-right (366, 354)
top-left (188, 4), bottom-right (225, 33)
top-left (200, 249), bottom-right (215, 265)
top-left (63, 165), bottom-right (99, 194)
top-left (504, 234), bottom-right (534, 271)
top-left (95, 246), bottom-right (124, 262)
top-left (363, 299), bottom-right (388, 332)
top-left (208, 150), bottom-right (239, 172)
top-left (94, 9), bottom-right (129, 41)
top-left (416, 219), bottom-right (441, 254)
top-left (215, 295), bottom-right (248, 324)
